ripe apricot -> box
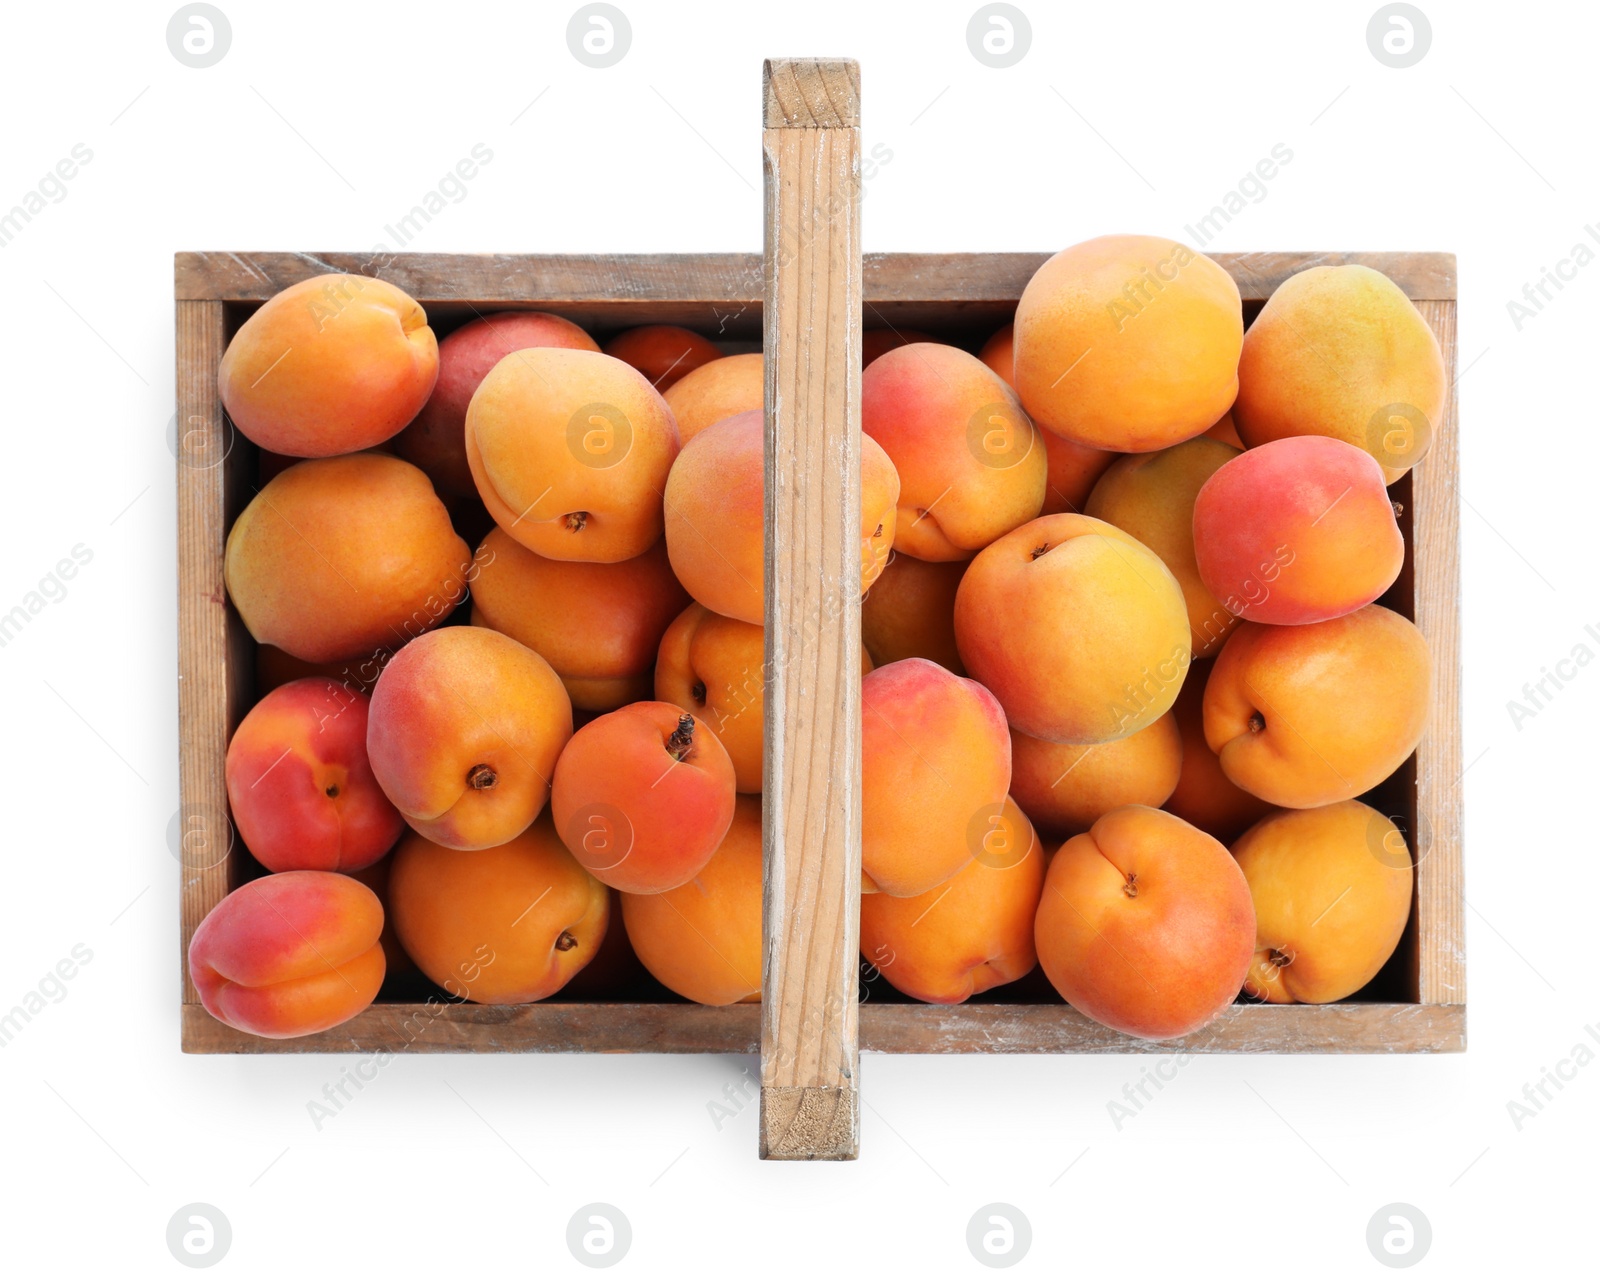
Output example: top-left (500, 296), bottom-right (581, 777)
top-left (466, 347), bottom-right (679, 563)
top-left (1034, 806), bottom-right (1255, 1039)
top-left (387, 819), bottom-right (608, 1004)
top-left (1234, 264), bottom-right (1446, 482)
top-left (661, 352), bottom-right (762, 442)
top-left (551, 702), bottom-right (736, 894)
top-left (955, 513), bottom-right (1191, 745)
top-left (189, 872), bottom-right (385, 1038)
top-left (367, 626), bottom-right (572, 850)
top-left (469, 528), bottom-right (688, 711)
top-left (1014, 236), bottom-right (1242, 452)
top-left (861, 658), bottom-right (1011, 897)
top-left (861, 797), bottom-right (1043, 1004)
top-left (621, 794), bottom-right (764, 1004)
top-left (225, 678), bottom-right (402, 873)
top-left (224, 453), bottom-right (471, 664)
top-left (863, 343), bottom-right (1045, 561)
top-left (1086, 436), bottom-right (1240, 657)
top-left (1204, 605), bottom-right (1432, 808)
top-left (218, 274), bottom-right (437, 457)
top-left (395, 311), bottom-right (598, 498)
top-left (1008, 714), bottom-right (1182, 845)
top-left (1193, 435), bottom-right (1404, 625)
top-left (603, 325), bottom-right (723, 391)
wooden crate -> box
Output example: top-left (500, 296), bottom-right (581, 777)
top-left (174, 59), bottom-right (1462, 1161)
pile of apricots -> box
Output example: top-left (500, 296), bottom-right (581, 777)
top-left (188, 233), bottom-right (1443, 1042)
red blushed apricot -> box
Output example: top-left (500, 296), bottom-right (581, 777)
top-left (1015, 236), bottom-right (1243, 453)
top-left (470, 528), bottom-right (688, 711)
top-left (862, 553), bottom-right (967, 675)
top-left (387, 819), bottom-right (609, 1004)
top-left (863, 343), bottom-right (1046, 561)
top-left (1034, 806), bottom-right (1255, 1040)
top-left (603, 325), bottom-right (724, 391)
top-left (551, 702), bottom-right (736, 894)
top-left (1008, 714), bottom-right (1182, 845)
top-left (955, 514), bottom-right (1191, 745)
top-left (862, 658), bottom-right (1012, 897)
top-left (864, 328), bottom-right (935, 366)
top-left (225, 678), bottom-right (402, 873)
top-left (367, 626), bottom-right (573, 850)
top-left (662, 352), bottom-right (763, 442)
top-left (861, 797), bottom-right (1043, 1004)
top-left (1162, 661), bottom-right (1277, 843)
top-left (219, 274), bottom-right (438, 457)
top-left (466, 347), bottom-right (679, 563)
top-left (188, 872), bottom-right (385, 1038)
top-left (978, 323), bottom-right (1015, 386)
top-left (664, 410), bottom-right (899, 624)
top-left (1193, 435), bottom-right (1404, 626)
top-left (621, 794), bottom-right (764, 1004)
top-left (1203, 605), bottom-right (1432, 809)
top-left (1086, 437), bottom-right (1241, 657)
top-left (224, 454), bottom-right (472, 664)
top-left (655, 602), bottom-right (875, 793)
top-left (395, 312), bottom-right (599, 499)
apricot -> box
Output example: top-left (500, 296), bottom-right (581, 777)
top-left (551, 702), bottom-right (736, 894)
top-left (1034, 805), bottom-right (1255, 1039)
top-left (656, 603), bottom-right (872, 793)
top-left (470, 528), bottom-right (688, 711)
top-left (395, 311), bottom-right (599, 498)
top-left (1193, 436), bottom-right (1404, 626)
top-left (862, 343), bottom-right (1046, 561)
top-left (864, 327), bottom-right (935, 366)
top-left (861, 658), bottom-right (1011, 897)
top-left (224, 453), bottom-right (471, 663)
top-left (1086, 436), bottom-right (1240, 657)
top-left (367, 626), bottom-right (573, 850)
top-left (1204, 605), bottom-right (1432, 809)
top-left (661, 352), bottom-right (763, 442)
top-left (225, 678), bottom-right (401, 873)
top-left (1014, 236), bottom-right (1242, 452)
top-left (1232, 801), bottom-right (1413, 1004)
top-left (387, 818), bottom-right (608, 1004)
top-left (861, 797), bottom-right (1043, 1004)
top-left (621, 794), bottom-right (763, 1004)
top-left (977, 323), bottom-right (1015, 386)
top-left (955, 513), bottom-right (1191, 745)
top-left (1162, 661), bottom-right (1277, 843)
top-left (1008, 714), bottom-right (1182, 845)
top-left (664, 410), bottom-right (899, 624)
top-left (603, 325), bottom-right (723, 391)
top-left (218, 274), bottom-right (438, 457)
top-left (466, 347), bottom-right (679, 563)
top-left (1234, 264), bottom-right (1446, 482)
top-left (189, 871), bottom-right (385, 1038)
top-left (862, 552), bottom-right (966, 675)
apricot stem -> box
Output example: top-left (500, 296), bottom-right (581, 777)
top-left (1268, 947), bottom-right (1294, 968)
top-left (324, 784), bottom-right (339, 798)
top-left (1122, 872), bottom-right (1138, 899)
top-left (666, 713), bottom-right (696, 761)
top-left (555, 931), bottom-right (578, 952)
top-left (564, 511), bottom-right (589, 533)
top-left (1248, 712), bottom-right (1266, 734)
top-left (1030, 541), bottom-right (1053, 561)
top-left (467, 763), bottom-right (498, 790)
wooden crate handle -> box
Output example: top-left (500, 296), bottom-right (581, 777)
top-left (759, 56), bottom-right (863, 1161)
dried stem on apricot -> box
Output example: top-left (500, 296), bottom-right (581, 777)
top-left (467, 763), bottom-right (498, 790)
top-left (666, 713), bottom-right (696, 761)
top-left (564, 511), bottom-right (589, 533)
top-left (1248, 711), bottom-right (1266, 734)
top-left (555, 931), bottom-right (578, 952)
top-left (1122, 872), bottom-right (1139, 899)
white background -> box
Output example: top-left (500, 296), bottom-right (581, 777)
top-left (0, 0), bottom-right (1589, 1268)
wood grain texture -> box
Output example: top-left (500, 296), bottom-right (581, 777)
top-left (759, 58), bottom-right (863, 1161)
top-left (859, 1002), bottom-right (1464, 1054)
top-left (764, 57), bottom-right (860, 128)
top-left (174, 300), bottom-right (240, 1003)
top-left (1411, 300), bottom-right (1465, 1006)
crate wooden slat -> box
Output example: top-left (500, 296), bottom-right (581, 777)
top-left (758, 57), bottom-right (864, 1161)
